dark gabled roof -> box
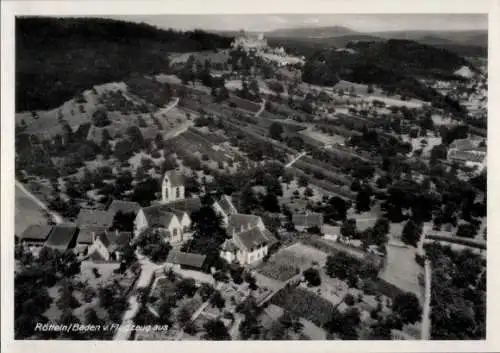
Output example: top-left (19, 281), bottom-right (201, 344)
top-left (234, 227), bottom-right (270, 251)
top-left (163, 197), bottom-right (202, 213)
top-left (74, 123), bottom-right (92, 140)
top-left (76, 226), bottom-right (106, 244)
top-left (76, 209), bottom-right (114, 228)
top-left (107, 200), bottom-right (141, 216)
top-left (164, 171), bottom-right (184, 187)
top-left (98, 231), bottom-right (132, 253)
top-left (45, 223), bottom-right (78, 251)
top-left (227, 214), bottom-right (262, 235)
top-left (142, 205), bottom-right (177, 228)
top-left (20, 224), bottom-right (53, 241)
top-left (221, 239), bottom-right (239, 253)
top-left (292, 213), bottom-right (324, 227)
top-left (166, 251), bottom-right (206, 268)
top-left (88, 249), bottom-right (107, 262)
top-left (218, 195), bottom-right (237, 215)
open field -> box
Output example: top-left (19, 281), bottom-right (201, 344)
top-left (379, 245), bottom-right (422, 298)
top-left (15, 184), bottom-right (49, 235)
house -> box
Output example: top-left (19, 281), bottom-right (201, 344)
top-left (75, 226), bottom-right (107, 253)
top-left (162, 171), bottom-right (185, 203)
top-left (292, 212), bottom-right (324, 231)
top-left (107, 200), bottom-right (141, 218)
top-left (76, 209), bottom-right (114, 229)
top-left (220, 214), bottom-right (277, 265)
top-left (166, 251), bottom-right (207, 271)
top-left (87, 231), bottom-right (132, 262)
top-left (212, 195), bottom-right (238, 225)
top-left (19, 225), bottom-right (54, 247)
top-left (231, 31), bottom-right (268, 53)
top-left (161, 197), bottom-right (203, 214)
top-left (134, 205), bottom-right (191, 244)
top-left (44, 223), bottom-right (79, 252)
top-left (447, 149), bottom-right (486, 172)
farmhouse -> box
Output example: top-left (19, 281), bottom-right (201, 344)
top-left (75, 225), bottom-right (107, 252)
top-left (44, 223), bottom-right (79, 252)
top-left (19, 224), bottom-right (54, 247)
top-left (166, 251), bottom-right (207, 271)
top-left (86, 231), bottom-right (132, 262)
top-left (292, 212), bottom-right (324, 231)
top-left (107, 200), bottom-right (141, 217)
top-left (76, 209), bottom-right (114, 229)
top-left (220, 213), bottom-right (277, 265)
top-left (134, 204), bottom-right (192, 244)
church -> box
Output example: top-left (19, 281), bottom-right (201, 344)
top-left (134, 170), bottom-right (277, 265)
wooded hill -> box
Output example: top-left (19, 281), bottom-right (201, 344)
top-left (16, 17), bottom-right (233, 111)
top-left (302, 39), bottom-right (475, 116)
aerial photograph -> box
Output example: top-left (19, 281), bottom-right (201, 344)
top-left (14, 13), bottom-right (487, 341)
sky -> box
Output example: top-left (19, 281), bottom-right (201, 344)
top-left (108, 14), bottom-right (488, 33)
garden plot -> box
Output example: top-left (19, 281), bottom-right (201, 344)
top-left (379, 244), bottom-right (422, 298)
top-left (299, 128), bottom-right (346, 147)
top-left (257, 243), bottom-right (328, 282)
top-left (270, 287), bottom-right (336, 328)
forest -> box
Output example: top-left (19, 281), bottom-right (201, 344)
top-left (16, 17), bottom-right (233, 111)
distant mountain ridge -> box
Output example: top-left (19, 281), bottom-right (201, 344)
top-left (260, 25), bottom-right (488, 48)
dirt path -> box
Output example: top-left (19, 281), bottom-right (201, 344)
top-left (421, 260), bottom-right (432, 340)
top-left (285, 152), bottom-right (307, 168)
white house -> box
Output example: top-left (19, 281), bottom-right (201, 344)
top-left (212, 195), bottom-right (238, 225)
top-left (162, 171), bottom-right (185, 203)
top-left (134, 205), bottom-right (191, 245)
top-left (220, 213), bottom-right (277, 265)
top-left (86, 231), bottom-right (132, 262)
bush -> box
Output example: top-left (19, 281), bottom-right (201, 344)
top-left (303, 268), bottom-right (321, 287)
top-left (344, 293), bottom-right (355, 306)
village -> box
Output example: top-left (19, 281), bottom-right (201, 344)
top-left (15, 29), bottom-right (487, 341)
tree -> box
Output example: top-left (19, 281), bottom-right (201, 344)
top-left (303, 268), bottom-right (321, 287)
top-left (203, 319), bottom-right (231, 340)
top-left (110, 211), bottom-right (135, 231)
top-left (401, 220), bottom-right (421, 247)
top-left (135, 228), bottom-right (172, 263)
top-left (92, 109), bottom-right (111, 127)
top-left (456, 223), bottom-right (477, 238)
top-left (199, 283), bottom-right (215, 301)
top-left (341, 219), bottom-right (357, 239)
top-left (269, 123), bottom-right (284, 140)
top-left (175, 278), bottom-right (198, 299)
top-left (298, 175), bottom-right (309, 188)
top-left (279, 311), bottom-right (303, 335)
top-left (392, 292), bottom-right (422, 324)
top-left (355, 187), bottom-right (371, 213)
top-left (131, 176), bottom-right (158, 206)
top-left (210, 290), bottom-right (226, 309)
top-left (56, 281), bottom-right (81, 311)
top-left (177, 305), bottom-right (192, 327)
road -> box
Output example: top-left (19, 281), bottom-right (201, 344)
top-left (421, 260), bottom-right (432, 340)
top-left (113, 260), bottom-right (160, 340)
top-left (255, 99), bottom-right (266, 117)
top-left (15, 180), bottom-right (63, 224)
top-left (159, 97), bottom-right (195, 140)
top-left (285, 152), bottom-right (307, 168)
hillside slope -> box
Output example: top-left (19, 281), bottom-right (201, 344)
top-left (16, 17), bottom-right (233, 112)
top-left (302, 39), bottom-right (472, 116)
